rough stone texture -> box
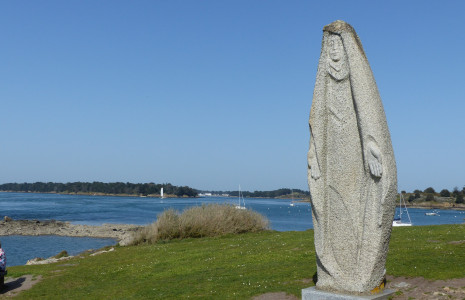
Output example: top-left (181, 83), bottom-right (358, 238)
top-left (302, 287), bottom-right (395, 300)
top-left (26, 256), bottom-right (74, 265)
top-left (0, 218), bottom-right (142, 246)
top-left (307, 20), bottom-right (397, 294)
top-left (25, 247), bottom-right (115, 265)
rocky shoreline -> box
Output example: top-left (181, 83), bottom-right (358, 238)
top-left (0, 217), bottom-right (143, 246)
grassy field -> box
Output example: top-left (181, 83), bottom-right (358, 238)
top-left (4, 224), bottom-right (465, 299)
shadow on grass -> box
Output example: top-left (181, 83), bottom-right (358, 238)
top-left (1, 277), bottom-right (26, 294)
top-left (0, 274), bottom-right (41, 296)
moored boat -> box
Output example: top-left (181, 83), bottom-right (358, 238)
top-left (425, 211), bottom-right (439, 216)
top-left (392, 193), bottom-right (412, 227)
top-left (235, 185), bottom-right (246, 210)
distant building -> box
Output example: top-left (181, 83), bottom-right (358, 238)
top-left (198, 193), bottom-right (213, 197)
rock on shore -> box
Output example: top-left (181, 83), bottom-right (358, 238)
top-left (26, 247), bottom-right (116, 265)
top-left (0, 217), bottom-right (142, 246)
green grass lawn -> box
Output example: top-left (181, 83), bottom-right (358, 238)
top-left (5, 224), bottom-right (465, 299)
top-left (387, 225), bottom-right (465, 279)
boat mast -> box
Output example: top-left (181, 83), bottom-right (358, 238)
top-left (400, 193), bottom-right (403, 219)
top-left (238, 185), bottom-right (241, 206)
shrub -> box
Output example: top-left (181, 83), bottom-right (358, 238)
top-left (456, 194), bottom-right (464, 204)
top-left (425, 193), bottom-right (435, 201)
top-left (408, 195), bottom-right (415, 202)
top-left (53, 250), bottom-right (69, 259)
top-left (131, 204), bottom-right (269, 245)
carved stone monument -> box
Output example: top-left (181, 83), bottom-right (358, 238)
top-left (306, 20), bottom-right (397, 296)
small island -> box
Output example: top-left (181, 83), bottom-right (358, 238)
top-left (397, 187), bottom-right (465, 210)
top-left (0, 182), bottom-right (197, 198)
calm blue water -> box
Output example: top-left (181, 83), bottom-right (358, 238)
top-left (1, 236), bottom-right (116, 267)
top-left (395, 206), bottom-right (465, 226)
top-left (1, 192), bottom-right (464, 266)
top-left (0, 192), bottom-right (312, 230)
top-left (0, 192), bottom-right (311, 266)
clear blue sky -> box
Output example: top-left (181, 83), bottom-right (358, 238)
top-left (1, 1), bottom-right (464, 192)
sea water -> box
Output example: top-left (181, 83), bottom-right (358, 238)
top-left (0, 192), bottom-right (312, 229)
top-left (1, 236), bottom-right (116, 266)
top-left (0, 192), bottom-right (311, 265)
top-left (1, 192), bottom-right (464, 266)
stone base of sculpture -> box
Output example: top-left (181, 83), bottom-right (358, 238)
top-left (302, 287), bottom-right (395, 300)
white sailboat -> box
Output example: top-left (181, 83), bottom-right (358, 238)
top-left (392, 193), bottom-right (412, 227)
top-left (425, 211), bottom-right (439, 216)
top-left (235, 185), bottom-right (246, 210)
top-left (160, 187), bottom-right (164, 199)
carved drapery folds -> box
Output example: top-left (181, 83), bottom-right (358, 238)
top-left (308, 20), bottom-right (397, 294)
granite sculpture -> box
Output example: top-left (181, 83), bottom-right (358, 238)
top-left (307, 20), bottom-right (397, 294)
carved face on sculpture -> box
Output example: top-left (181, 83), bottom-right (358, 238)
top-left (328, 34), bottom-right (344, 62)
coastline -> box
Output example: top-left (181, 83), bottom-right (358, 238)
top-left (297, 199), bottom-right (465, 211)
top-left (0, 218), bottom-right (142, 246)
top-left (401, 201), bottom-right (465, 211)
top-left (0, 190), bottom-right (192, 198)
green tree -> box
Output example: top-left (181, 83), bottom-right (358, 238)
top-left (0, 181), bottom-right (198, 197)
top-left (439, 189), bottom-right (450, 197)
top-left (424, 187), bottom-right (435, 194)
top-left (456, 194), bottom-right (464, 204)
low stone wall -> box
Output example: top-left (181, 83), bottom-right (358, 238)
top-left (0, 218), bottom-right (143, 246)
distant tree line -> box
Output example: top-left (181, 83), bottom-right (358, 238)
top-left (0, 182), bottom-right (198, 197)
top-left (401, 186), bottom-right (465, 204)
top-left (203, 188), bottom-right (309, 198)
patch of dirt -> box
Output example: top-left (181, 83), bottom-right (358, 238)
top-left (0, 275), bottom-right (42, 298)
top-left (387, 275), bottom-right (465, 299)
top-left (448, 240), bottom-right (465, 245)
top-left (252, 276), bottom-right (465, 300)
top-left (252, 292), bottom-right (299, 300)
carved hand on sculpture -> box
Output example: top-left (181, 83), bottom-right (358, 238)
top-left (368, 143), bottom-right (383, 178)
